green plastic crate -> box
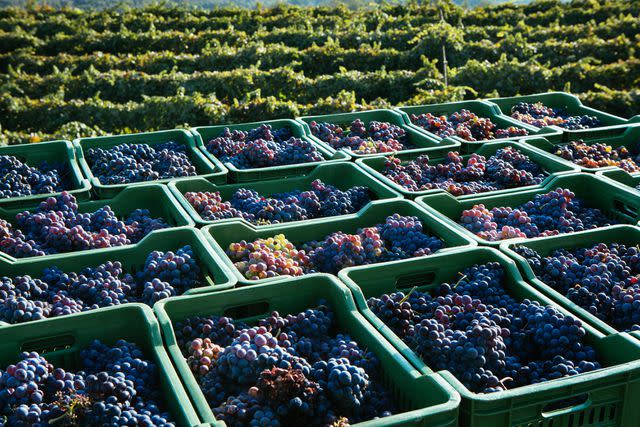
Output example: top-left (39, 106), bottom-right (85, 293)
top-left (394, 100), bottom-right (555, 149)
top-left (0, 184), bottom-right (194, 263)
top-left (168, 162), bottom-right (403, 226)
top-left (500, 225), bottom-right (640, 343)
top-left (74, 129), bottom-right (227, 198)
top-left (597, 167), bottom-right (640, 193)
top-left (202, 199), bottom-right (476, 285)
top-left (0, 140), bottom-right (91, 208)
top-left (0, 304), bottom-right (202, 426)
top-left (356, 140), bottom-right (579, 200)
top-left (415, 173), bottom-right (640, 248)
top-left (0, 227), bottom-right (235, 327)
top-left (338, 246), bottom-right (640, 427)
top-left (155, 274), bottom-right (461, 426)
top-left (488, 91), bottom-right (632, 139)
top-left (296, 108), bottom-right (458, 159)
top-left (520, 124), bottom-right (640, 174)
top-left (191, 119), bottom-right (350, 183)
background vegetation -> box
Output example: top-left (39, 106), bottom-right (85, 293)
top-left (0, 0), bottom-right (638, 144)
top-left (0, 0), bottom-right (532, 10)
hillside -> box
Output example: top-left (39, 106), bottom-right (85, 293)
top-left (0, 0), bottom-right (638, 144)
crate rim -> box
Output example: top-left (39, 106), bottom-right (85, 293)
top-left (201, 198), bottom-right (478, 286)
top-left (337, 245), bottom-right (640, 402)
top-left (354, 139), bottom-right (580, 200)
top-left (295, 108), bottom-right (458, 159)
top-left (414, 172), bottom-right (640, 247)
top-left (0, 184), bottom-right (195, 264)
top-left (393, 99), bottom-right (548, 146)
top-left (190, 119), bottom-right (351, 179)
top-left (167, 162), bottom-right (404, 227)
top-left (0, 139), bottom-right (92, 207)
top-left (516, 123), bottom-right (640, 174)
top-left (154, 273), bottom-right (462, 426)
top-left (0, 227), bottom-right (237, 329)
top-left (73, 128), bottom-right (228, 196)
top-left (499, 224), bottom-right (640, 338)
top-left (0, 302), bottom-right (203, 426)
top-left (486, 91), bottom-right (633, 141)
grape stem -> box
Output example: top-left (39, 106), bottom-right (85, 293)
top-left (453, 273), bottom-right (467, 288)
top-left (399, 286), bottom-right (417, 304)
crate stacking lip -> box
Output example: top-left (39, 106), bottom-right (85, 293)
top-left (519, 123), bottom-right (640, 175)
top-left (201, 199), bottom-right (477, 286)
top-left (487, 91), bottom-right (634, 139)
top-left (0, 303), bottom-right (203, 426)
top-left (0, 184), bottom-right (194, 263)
top-left (338, 246), bottom-right (640, 427)
top-left (500, 225), bottom-right (640, 344)
top-left (0, 139), bottom-right (91, 208)
top-left (154, 273), bottom-right (462, 426)
top-left (355, 140), bottom-right (580, 200)
top-left (415, 172), bottom-right (640, 248)
top-left (74, 128), bottom-right (227, 198)
top-left (597, 167), bottom-right (640, 195)
top-left (394, 100), bottom-right (558, 149)
top-left (191, 118), bottom-right (350, 183)
top-left (168, 162), bottom-right (403, 227)
top-left (0, 227), bottom-right (236, 327)
top-left (296, 108), bottom-right (458, 159)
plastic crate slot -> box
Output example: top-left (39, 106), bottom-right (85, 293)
top-left (562, 127), bottom-right (627, 142)
top-left (223, 301), bottom-right (270, 319)
top-left (597, 403), bottom-right (617, 423)
top-left (395, 272), bottom-right (435, 289)
top-left (542, 394), bottom-right (589, 415)
top-left (379, 366), bottom-right (412, 412)
top-left (612, 199), bottom-right (639, 221)
top-left (21, 334), bottom-right (75, 355)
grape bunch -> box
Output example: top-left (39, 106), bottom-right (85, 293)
top-left (0, 155), bottom-right (67, 199)
top-left (309, 119), bottom-right (410, 154)
top-left (366, 262), bottom-right (601, 393)
top-left (510, 102), bottom-right (601, 130)
top-left (174, 301), bottom-right (395, 426)
top-left (514, 242), bottom-right (640, 332)
top-left (554, 141), bottom-right (640, 172)
top-left (410, 109), bottom-right (529, 142)
top-left (0, 245), bottom-right (202, 325)
top-left (459, 188), bottom-right (615, 241)
top-left (0, 192), bottom-right (169, 258)
top-left (225, 214), bottom-right (445, 279)
top-left (205, 124), bottom-right (324, 169)
top-left (0, 340), bottom-right (174, 426)
top-left (86, 141), bottom-right (198, 185)
top-left (185, 179), bottom-right (371, 225)
top-left (382, 147), bottom-right (546, 196)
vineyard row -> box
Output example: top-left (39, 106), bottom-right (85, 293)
top-left (2, 58), bottom-right (639, 106)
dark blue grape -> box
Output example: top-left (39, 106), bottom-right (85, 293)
top-left (86, 141), bottom-right (197, 185)
top-left (0, 155), bottom-right (66, 200)
top-left (205, 125), bottom-right (323, 169)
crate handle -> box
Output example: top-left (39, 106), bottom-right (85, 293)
top-left (395, 272), bottom-right (436, 289)
top-left (21, 334), bottom-right (75, 355)
top-left (541, 394), bottom-right (591, 418)
top-left (223, 301), bottom-right (270, 319)
top-left (613, 199), bottom-right (639, 219)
